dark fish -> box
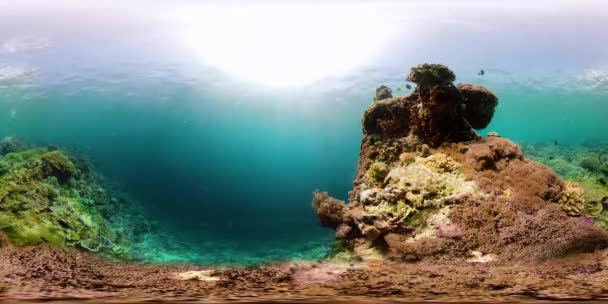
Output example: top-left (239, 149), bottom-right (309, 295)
top-left (478, 69), bottom-right (485, 76)
top-left (554, 140), bottom-right (558, 146)
top-left (405, 84), bottom-right (412, 90)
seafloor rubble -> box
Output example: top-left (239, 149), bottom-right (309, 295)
top-left (2, 63), bottom-right (608, 302)
top-left (313, 63), bottom-right (608, 263)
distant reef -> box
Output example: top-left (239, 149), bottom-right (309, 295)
top-left (0, 136), bottom-right (150, 259)
top-left (313, 64), bottom-right (608, 263)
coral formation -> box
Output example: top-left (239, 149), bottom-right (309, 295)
top-left (312, 191), bottom-right (345, 229)
top-left (362, 63), bottom-right (497, 148)
top-left (373, 85), bottom-right (393, 102)
top-left (0, 137), bottom-right (149, 258)
top-left (523, 142), bottom-right (608, 228)
top-left (313, 64), bottom-right (608, 264)
top-left (558, 181), bottom-right (585, 216)
top-left (418, 153), bottom-right (461, 174)
top-left (457, 84), bottom-right (498, 130)
top-left (405, 63), bottom-right (455, 95)
top-left (0, 136), bottom-right (27, 155)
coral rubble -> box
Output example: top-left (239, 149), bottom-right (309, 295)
top-left (313, 64), bottom-right (608, 263)
top-left (0, 137), bottom-right (149, 258)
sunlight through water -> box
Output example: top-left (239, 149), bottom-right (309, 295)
top-left (178, 3), bottom-right (398, 87)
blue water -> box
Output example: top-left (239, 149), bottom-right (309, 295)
top-left (1, 0), bottom-right (607, 264)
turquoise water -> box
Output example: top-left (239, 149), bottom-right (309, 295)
top-left (1, 0), bottom-right (607, 264)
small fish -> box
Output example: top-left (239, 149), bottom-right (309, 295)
top-left (478, 69), bottom-right (485, 76)
top-left (396, 87), bottom-right (402, 91)
top-left (554, 140), bottom-right (558, 146)
top-left (405, 84), bottom-right (412, 90)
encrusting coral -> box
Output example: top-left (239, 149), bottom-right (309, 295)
top-left (0, 137), bottom-right (150, 259)
top-left (313, 64), bottom-right (608, 263)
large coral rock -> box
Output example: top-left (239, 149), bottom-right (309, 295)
top-left (457, 84), bottom-right (498, 130)
top-left (312, 191), bottom-right (345, 229)
top-left (313, 64), bottom-right (608, 263)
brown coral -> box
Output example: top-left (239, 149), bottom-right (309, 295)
top-left (313, 64), bottom-right (603, 264)
top-left (373, 85), bottom-right (393, 102)
top-left (312, 191), bottom-right (345, 228)
top-left (462, 137), bottom-right (562, 207)
top-left (457, 83), bottom-right (498, 130)
top-left (449, 196), bottom-right (608, 261)
top-left (362, 97), bottom-right (411, 136)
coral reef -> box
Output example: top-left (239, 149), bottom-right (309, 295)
top-left (311, 191), bottom-right (344, 229)
top-left (558, 181), bottom-right (585, 216)
top-left (373, 85), bottom-right (392, 102)
top-left (523, 142), bottom-right (608, 228)
top-left (362, 64), bottom-right (497, 149)
top-left (0, 137), bottom-right (150, 259)
top-left (313, 64), bottom-right (608, 264)
top-left (0, 136), bottom-right (27, 156)
top-left (405, 63), bottom-right (455, 95)
top-left (457, 84), bottom-right (498, 130)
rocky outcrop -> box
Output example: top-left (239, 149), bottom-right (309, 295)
top-left (313, 64), bottom-right (608, 263)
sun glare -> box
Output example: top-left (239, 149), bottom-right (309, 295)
top-left (179, 3), bottom-right (396, 87)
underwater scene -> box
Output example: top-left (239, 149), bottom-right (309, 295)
top-left (1, 0), bottom-right (608, 302)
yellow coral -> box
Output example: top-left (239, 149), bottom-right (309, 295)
top-left (366, 161), bottom-right (389, 185)
top-left (399, 152), bottom-right (416, 165)
top-left (418, 153), bottom-right (461, 174)
top-left (584, 200), bottom-right (603, 218)
top-left (558, 181), bottom-right (585, 216)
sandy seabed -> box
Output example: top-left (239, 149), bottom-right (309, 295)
top-left (1, 245), bottom-right (608, 303)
